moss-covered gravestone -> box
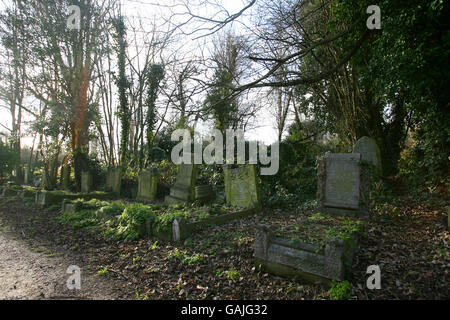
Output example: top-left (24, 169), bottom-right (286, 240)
top-left (353, 136), bottom-right (382, 175)
top-left (105, 166), bottom-right (121, 194)
top-left (165, 163), bottom-right (198, 205)
top-left (317, 153), bottom-right (369, 218)
top-left (224, 164), bottom-right (261, 211)
top-left (137, 167), bottom-right (158, 201)
top-left (81, 170), bottom-right (93, 193)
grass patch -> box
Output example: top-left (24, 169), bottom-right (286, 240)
top-left (97, 266), bottom-right (109, 276)
top-left (275, 212), bottom-right (364, 248)
top-left (217, 267), bottom-right (241, 281)
top-left (167, 248), bottom-right (205, 265)
top-left (58, 209), bottom-right (98, 228)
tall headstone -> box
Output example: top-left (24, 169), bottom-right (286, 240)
top-left (23, 165), bottom-right (30, 185)
top-left (62, 165), bottom-right (71, 190)
top-left (41, 172), bottom-right (49, 190)
top-left (317, 153), bottom-right (369, 218)
top-left (353, 136), bottom-right (382, 174)
top-left (13, 166), bottom-right (24, 184)
top-left (224, 164), bottom-right (261, 210)
top-left (137, 167), bottom-right (158, 201)
top-left (164, 162), bottom-right (198, 205)
top-left (105, 166), bottom-right (121, 194)
top-left (81, 170), bottom-right (93, 193)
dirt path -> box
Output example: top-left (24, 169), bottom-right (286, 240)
top-left (0, 223), bottom-right (130, 300)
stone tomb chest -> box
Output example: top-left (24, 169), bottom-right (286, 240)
top-left (317, 153), bottom-right (369, 218)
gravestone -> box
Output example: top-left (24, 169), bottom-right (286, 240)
top-left (24, 166), bottom-right (30, 185)
top-left (13, 166), bottom-right (24, 184)
top-left (136, 167), bottom-right (158, 201)
top-left (353, 136), bottom-right (382, 174)
top-left (224, 164), bottom-right (261, 211)
top-left (317, 153), bottom-right (369, 218)
top-left (62, 165), bottom-right (70, 190)
top-left (41, 172), bottom-right (49, 190)
top-left (105, 166), bottom-right (121, 194)
top-left (81, 170), bottom-right (93, 193)
top-left (165, 161), bottom-right (198, 205)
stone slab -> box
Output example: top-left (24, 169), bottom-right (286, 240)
top-left (137, 168), bottom-right (158, 202)
top-left (224, 164), bottom-right (261, 210)
top-left (81, 171), bottom-right (93, 193)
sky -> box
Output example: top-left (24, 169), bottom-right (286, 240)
top-left (0, 0), bottom-right (290, 151)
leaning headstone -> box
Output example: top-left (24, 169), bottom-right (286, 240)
top-left (353, 136), bottom-right (382, 174)
top-left (317, 153), bottom-right (369, 218)
top-left (224, 164), bottom-right (261, 211)
top-left (105, 166), bottom-right (121, 194)
top-left (165, 161), bottom-right (198, 205)
top-left (81, 170), bottom-right (93, 193)
top-left (136, 167), bottom-right (158, 202)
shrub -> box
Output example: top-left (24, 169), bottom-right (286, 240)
top-left (154, 210), bottom-right (189, 233)
top-left (111, 203), bottom-right (156, 240)
top-left (98, 201), bottom-right (126, 217)
top-left (58, 209), bottom-right (98, 228)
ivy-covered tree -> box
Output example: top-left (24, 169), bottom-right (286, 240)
top-left (144, 63), bottom-right (164, 166)
top-left (0, 139), bottom-right (19, 183)
top-left (113, 14), bottom-right (131, 167)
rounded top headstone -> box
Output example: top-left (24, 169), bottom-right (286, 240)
top-left (352, 136), bottom-right (382, 171)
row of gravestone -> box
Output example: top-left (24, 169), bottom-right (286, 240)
top-left (78, 159), bottom-right (263, 210)
top-left (59, 135), bottom-right (381, 214)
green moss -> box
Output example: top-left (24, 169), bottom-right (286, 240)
top-left (328, 280), bottom-right (351, 300)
